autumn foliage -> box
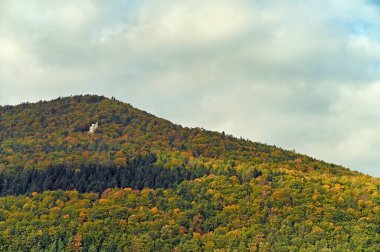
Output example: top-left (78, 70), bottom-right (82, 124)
top-left (0, 95), bottom-right (378, 251)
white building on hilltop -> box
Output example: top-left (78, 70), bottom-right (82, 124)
top-left (88, 122), bottom-right (98, 134)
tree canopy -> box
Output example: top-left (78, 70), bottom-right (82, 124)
top-left (0, 95), bottom-right (378, 251)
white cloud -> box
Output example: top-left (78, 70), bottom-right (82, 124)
top-left (0, 0), bottom-right (379, 176)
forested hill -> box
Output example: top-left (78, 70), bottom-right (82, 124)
top-left (0, 95), bottom-right (378, 251)
top-left (0, 95), bottom-right (356, 176)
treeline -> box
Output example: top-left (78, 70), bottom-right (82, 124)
top-left (0, 154), bottom-right (214, 196)
top-left (1, 94), bottom-right (347, 178)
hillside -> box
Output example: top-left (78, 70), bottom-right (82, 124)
top-left (0, 95), bottom-right (378, 251)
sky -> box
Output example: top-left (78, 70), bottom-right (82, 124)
top-left (0, 0), bottom-right (380, 177)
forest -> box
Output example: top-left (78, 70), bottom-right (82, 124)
top-left (0, 154), bottom-right (225, 195)
top-left (0, 95), bottom-right (378, 251)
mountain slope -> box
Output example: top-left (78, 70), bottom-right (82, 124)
top-left (0, 95), bottom-right (378, 251)
top-left (0, 95), bottom-right (355, 176)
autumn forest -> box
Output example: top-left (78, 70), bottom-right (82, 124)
top-left (0, 95), bottom-right (378, 251)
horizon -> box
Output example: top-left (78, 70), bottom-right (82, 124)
top-left (1, 94), bottom-right (377, 178)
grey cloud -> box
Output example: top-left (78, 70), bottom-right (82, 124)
top-left (0, 0), bottom-right (379, 176)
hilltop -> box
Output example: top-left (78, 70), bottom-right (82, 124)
top-left (0, 95), bottom-right (355, 176)
top-left (0, 95), bottom-right (378, 251)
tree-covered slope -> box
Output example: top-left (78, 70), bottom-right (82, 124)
top-left (0, 95), bottom-right (378, 251)
top-left (0, 95), bottom-right (358, 177)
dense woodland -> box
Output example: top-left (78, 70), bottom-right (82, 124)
top-left (0, 154), bottom-right (232, 196)
top-left (0, 95), bottom-right (378, 251)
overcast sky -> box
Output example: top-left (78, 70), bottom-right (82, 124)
top-left (1, 0), bottom-right (380, 177)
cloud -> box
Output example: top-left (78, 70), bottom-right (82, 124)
top-left (0, 0), bottom-right (379, 176)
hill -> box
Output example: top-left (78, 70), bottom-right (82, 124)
top-left (0, 95), bottom-right (378, 251)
